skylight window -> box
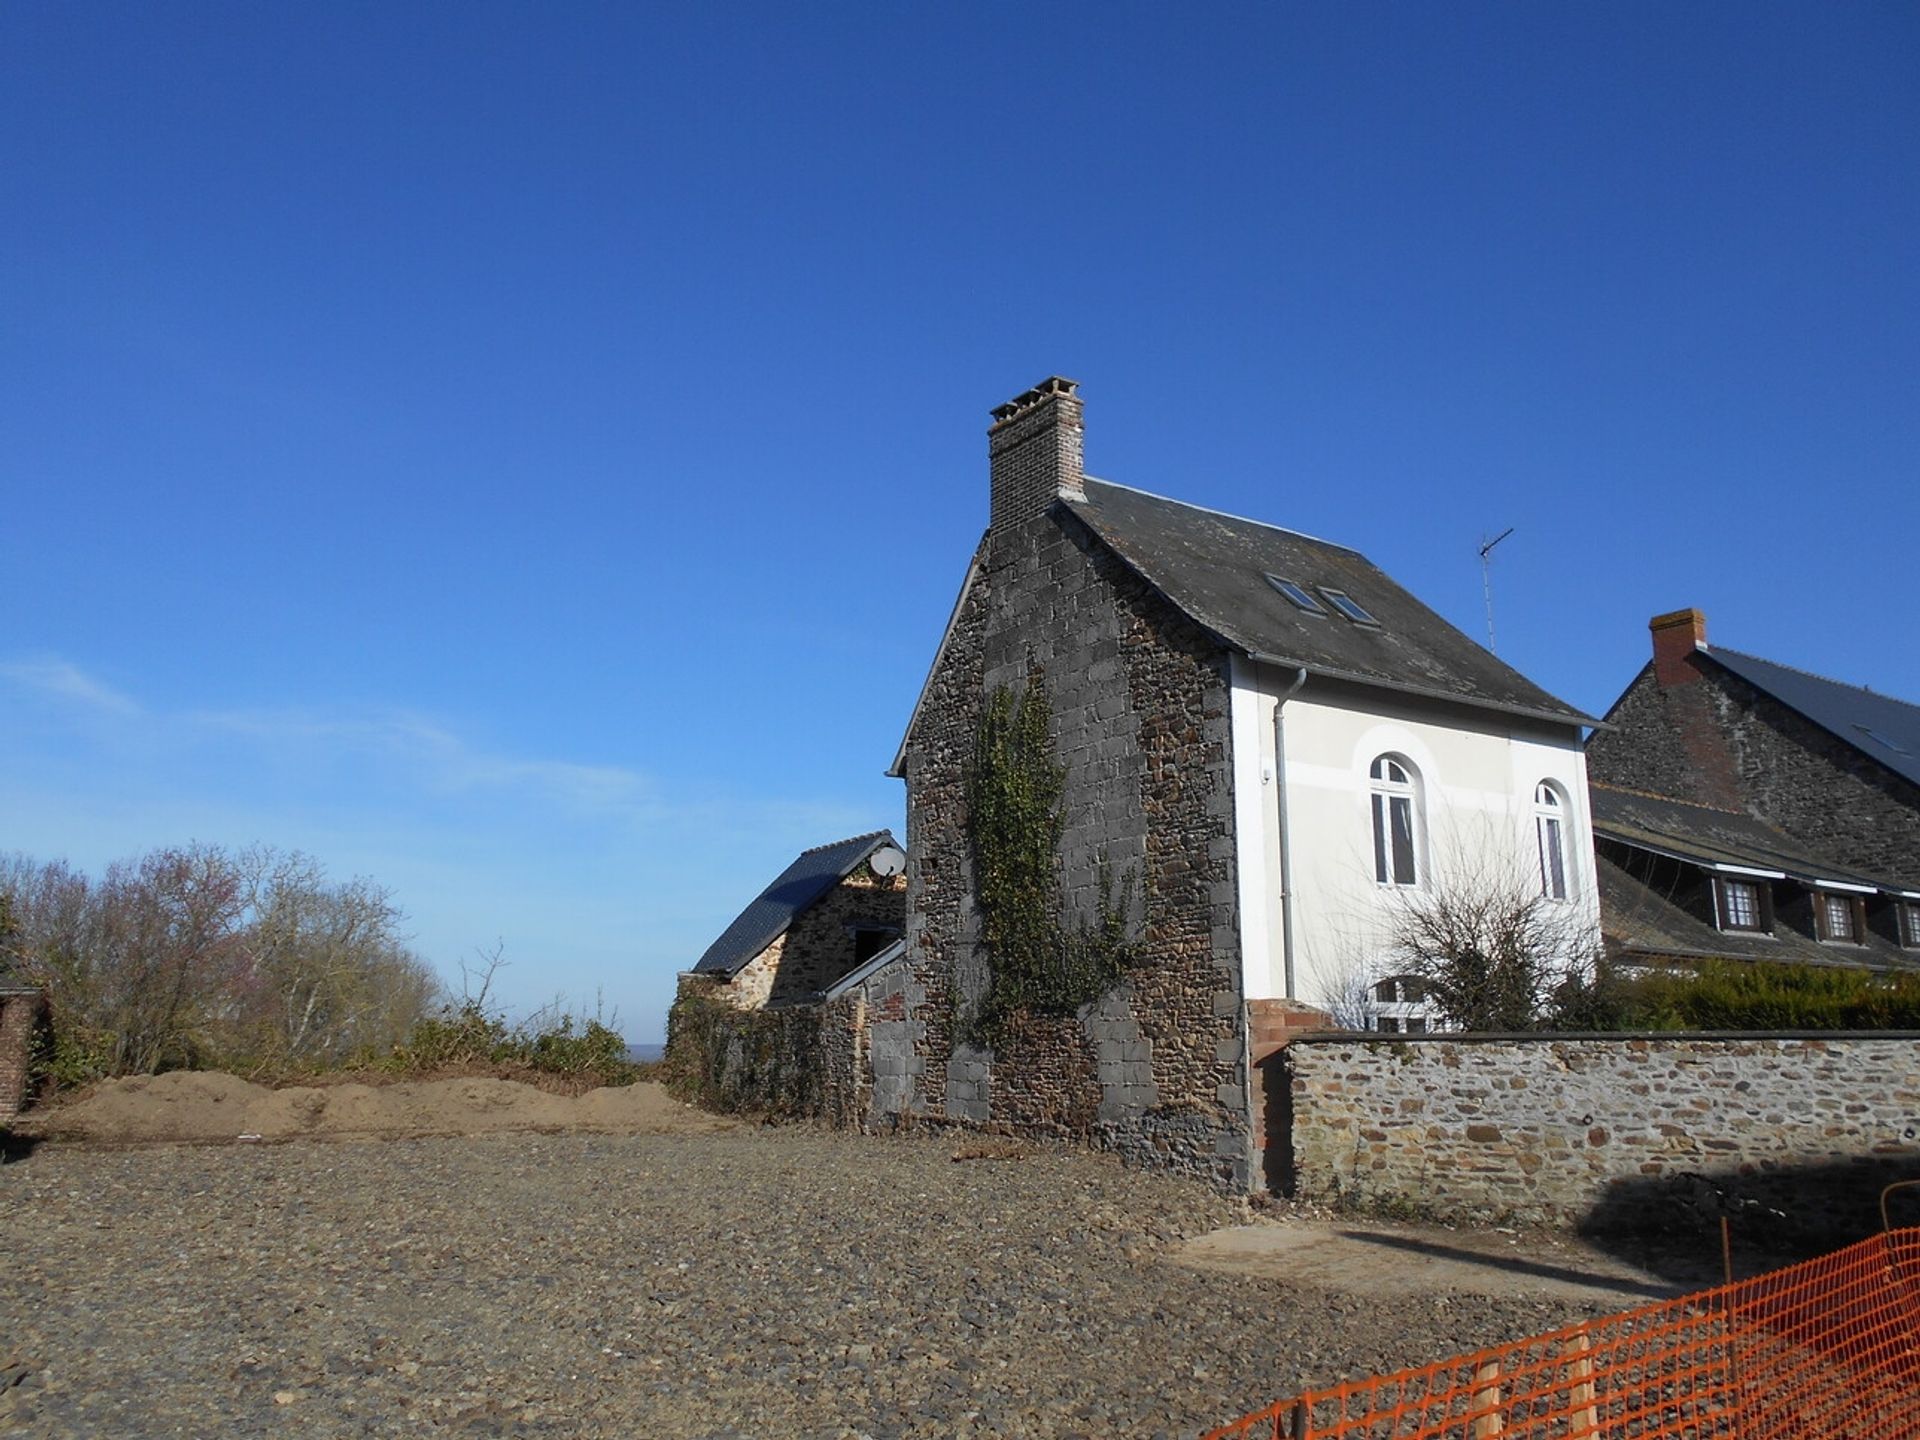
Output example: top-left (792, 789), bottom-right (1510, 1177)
top-left (1319, 588), bottom-right (1380, 626)
top-left (1264, 574), bottom-right (1327, 615)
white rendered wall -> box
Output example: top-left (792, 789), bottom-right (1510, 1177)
top-left (1229, 659), bottom-right (1599, 1012)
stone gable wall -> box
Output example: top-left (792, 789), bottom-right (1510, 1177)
top-left (1284, 1034), bottom-right (1920, 1237)
top-left (898, 507), bottom-right (1249, 1189)
top-left (708, 866), bottom-right (907, 1010)
top-left (1589, 663), bottom-right (1920, 881)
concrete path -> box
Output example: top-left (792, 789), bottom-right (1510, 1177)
top-left (1167, 1219), bottom-right (1718, 1306)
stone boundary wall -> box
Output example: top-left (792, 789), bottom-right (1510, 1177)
top-left (1282, 1032), bottom-right (1920, 1237)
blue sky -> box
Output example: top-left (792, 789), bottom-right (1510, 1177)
top-left (4, 4), bottom-right (1916, 1042)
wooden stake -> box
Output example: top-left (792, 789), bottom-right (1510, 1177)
top-left (1288, 1399), bottom-right (1310, 1440)
top-left (1473, 1361), bottom-right (1504, 1439)
top-left (1565, 1329), bottom-right (1598, 1437)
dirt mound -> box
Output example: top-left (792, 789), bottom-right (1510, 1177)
top-left (28, 1072), bottom-right (732, 1145)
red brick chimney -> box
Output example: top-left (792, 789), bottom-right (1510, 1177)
top-left (1650, 607), bottom-right (1708, 687)
top-left (988, 377), bottom-right (1084, 535)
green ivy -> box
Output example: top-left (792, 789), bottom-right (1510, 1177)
top-left (961, 679), bottom-right (1137, 1045)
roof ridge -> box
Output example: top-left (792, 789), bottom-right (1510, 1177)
top-left (1715, 646), bottom-right (1920, 714)
top-left (1079, 475), bottom-right (1363, 556)
top-left (1588, 780), bottom-right (1743, 815)
top-left (793, 829), bottom-right (892, 858)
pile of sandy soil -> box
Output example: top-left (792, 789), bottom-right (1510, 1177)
top-left (23, 1072), bottom-right (734, 1145)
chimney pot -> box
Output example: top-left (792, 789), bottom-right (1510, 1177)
top-left (1650, 607), bottom-right (1708, 687)
top-left (988, 375), bottom-right (1084, 536)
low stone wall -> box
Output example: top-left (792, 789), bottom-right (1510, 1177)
top-left (1282, 1033), bottom-right (1920, 1240)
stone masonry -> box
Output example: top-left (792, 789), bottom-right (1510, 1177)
top-left (1284, 1033), bottom-right (1920, 1236)
top-left (895, 380), bottom-right (1251, 1189)
top-left (1587, 616), bottom-right (1920, 882)
top-left (0, 989), bottom-right (46, 1123)
top-left (715, 866), bottom-right (906, 1009)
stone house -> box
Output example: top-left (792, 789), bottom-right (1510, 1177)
top-left (679, 831), bottom-right (907, 1010)
top-left (885, 377), bottom-right (1600, 1190)
top-left (1587, 610), bottom-right (1920, 968)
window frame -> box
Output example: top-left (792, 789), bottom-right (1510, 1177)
top-left (1320, 587), bottom-right (1381, 626)
top-left (1368, 755), bottom-right (1421, 888)
top-left (1713, 876), bottom-right (1770, 934)
top-left (1901, 901), bottom-right (1920, 951)
top-left (1814, 890), bottom-right (1866, 946)
top-left (1533, 781), bottom-right (1570, 902)
top-left (1264, 574), bottom-right (1328, 616)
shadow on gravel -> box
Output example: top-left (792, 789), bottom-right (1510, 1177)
top-left (1333, 1229), bottom-right (1688, 1301)
top-left (1577, 1154), bottom-right (1920, 1284)
top-left (0, 1130), bottom-right (43, 1165)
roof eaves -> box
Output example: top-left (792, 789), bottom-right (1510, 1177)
top-left (888, 545), bottom-right (985, 779)
top-left (1593, 823), bottom-right (1893, 894)
top-left (1242, 650), bottom-right (1600, 731)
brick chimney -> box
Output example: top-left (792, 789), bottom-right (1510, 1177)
top-left (1650, 607), bottom-right (1708, 687)
top-left (988, 377), bottom-right (1084, 535)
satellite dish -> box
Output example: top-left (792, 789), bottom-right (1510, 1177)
top-left (869, 844), bottom-right (906, 878)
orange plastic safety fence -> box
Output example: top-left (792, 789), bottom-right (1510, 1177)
top-left (1205, 1227), bottom-right (1920, 1440)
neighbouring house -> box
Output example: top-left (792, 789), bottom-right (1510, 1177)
top-left (1586, 609), bottom-right (1920, 971)
top-left (679, 831), bottom-right (907, 1010)
top-left (0, 961), bottom-right (45, 1123)
top-left (885, 377), bottom-right (1602, 1189)
top-left (1591, 783), bottom-right (1920, 972)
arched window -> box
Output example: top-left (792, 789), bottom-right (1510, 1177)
top-left (1369, 755), bottom-right (1420, 886)
top-left (1534, 781), bottom-right (1568, 900)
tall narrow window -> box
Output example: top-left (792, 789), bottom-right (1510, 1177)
top-left (1370, 755), bottom-right (1419, 886)
top-left (1534, 782), bottom-right (1568, 900)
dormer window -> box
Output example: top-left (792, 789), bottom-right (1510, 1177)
top-left (1900, 902), bottom-right (1920, 950)
top-left (1265, 575), bottom-right (1327, 615)
top-left (1714, 878), bottom-right (1767, 933)
top-left (1816, 891), bottom-right (1863, 945)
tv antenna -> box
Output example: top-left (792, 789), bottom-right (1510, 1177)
top-left (1479, 527), bottom-right (1515, 653)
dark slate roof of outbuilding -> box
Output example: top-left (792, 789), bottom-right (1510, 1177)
top-left (1063, 479), bottom-right (1594, 729)
top-left (1709, 647), bottom-right (1920, 792)
top-left (1588, 784), bottom-right (1910, 891)
top-left (1594, 849), bottom-right (1920, 973)
top-left (691, 831), bottom-right (900, 979)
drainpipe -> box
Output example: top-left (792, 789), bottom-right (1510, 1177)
top-left (1273, 668), bottom-right (1308, 999)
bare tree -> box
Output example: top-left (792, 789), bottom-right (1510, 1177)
top-left (0, 844), bottom-right (439, 1079)
top-left (1383, 844), bottom-right (1598, 1032)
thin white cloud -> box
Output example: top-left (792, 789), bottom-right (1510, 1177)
top-left (189, 706), bottom-right (662, 815)
top-left (2, 655), bottom-right (657, 817)
top-left (0, 658), bottom-right (142, 715)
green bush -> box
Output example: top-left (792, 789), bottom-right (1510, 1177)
top-left (383, 1001), bottom-right (638, 1086)
top-left (1575, 959), bottom-right (1920, 1032)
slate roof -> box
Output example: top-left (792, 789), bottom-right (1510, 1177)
top-left (691, 831), bottom-right (900, 979)
top-left (1709, 647), bottom-right (1920, 792)
top-left (1591, 783), bottom-right (1920, 973)
top-left (1594, 849), bottom-right (1920, 973)
top-left (1588, 785), bottom-right (1911, 893)
top-left (1063, 479), bottom-right (1594, 728)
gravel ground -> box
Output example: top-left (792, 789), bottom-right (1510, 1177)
top-left (0, 1116), bottom-right (1618, 1438)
